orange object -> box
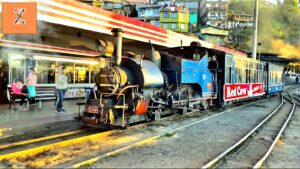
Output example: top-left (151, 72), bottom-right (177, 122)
top-left (207, 82), bottom-right (213, 90)
top-left (2, 2), bottom-right (37, 34)
top-left (134, 100), bottom-right (149, 115)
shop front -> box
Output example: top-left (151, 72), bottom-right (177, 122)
top-left (0, 40), bottom-right (100, 103)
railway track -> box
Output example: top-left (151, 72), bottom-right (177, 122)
top-left (69, 97), bottom-right (285, 168)
top-left (262, 90), bottom-right (300, 168)
top-left (0, 86), bottom-right (296, 168)
top-left (0, 93), bottom-right (274, 168)
top-left (201, 88), bottom-right (297, 169)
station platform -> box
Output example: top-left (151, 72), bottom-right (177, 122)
top-left (0, 99), bottom-right (81, 132)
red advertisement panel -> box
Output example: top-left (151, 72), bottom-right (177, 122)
top-left (224, 83), bottom-right (264, 101)
top-left (251, 84), bottom-right (264, 95)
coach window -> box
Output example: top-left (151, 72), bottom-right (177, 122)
top-left (270, 67), bottom-right (274, 84)
top-left (279, 69), bottom-right (283, 83)
top-left (269, 67), bottom-right (272, 84)
top-left (242, 59), bottom-right (248, 83)
top-left (260, 63), bottom-right (264, 83)
top-left (278, 68), bottom-right (283, 83)
top-left (257, 63), bottom-right (263, 83)
top-left (248, 61), bottom-right (252, 83)
top-left (225, 54), bottom-right (232, 83)
top-left (275, 67), bottom-right (282, 83)
top-left (235, 58), bottom-right (242, 83)
top-left (271, 67), bottom-right (275, 83)
top-left (8, 53), bottom-right (25, 84)
top-left (250, 61), bottom-right (254, 83)
top-left (274, 67), bottom-right (277, 83)
top-left (254, 62), bottom-right (258, 83)
top-left (252, 62), bottom-right (257, 83)
top-left (273, 69), bottom-right (277, 83)
top-left (36, 60), bottom-right (56, 84)
top-left (274, 71), bottom-right (278, 83)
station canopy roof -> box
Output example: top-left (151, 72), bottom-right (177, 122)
top-left (0, 0), bottom-right (247, 57)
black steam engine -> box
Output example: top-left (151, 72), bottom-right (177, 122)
top-left (81, 28), bottom-right (215, 128)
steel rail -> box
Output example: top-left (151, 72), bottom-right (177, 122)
top-left (70, 97), bottom-right (277, 168)
top-left (284, 94), bottom-right (300, 106)
top-left (201, 95), bottom-right (284, 169)
top-left (292, 94), bottom-right (300, 104)
top-left (253, 92), bottom-right (296, 168)
top-left (0, 129), bottom-right (86, 150)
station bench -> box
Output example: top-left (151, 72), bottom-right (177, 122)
top-left (8, 86), bottom-right (56, 110)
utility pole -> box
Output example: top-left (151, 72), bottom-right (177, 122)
top-left (252, 0), bottom-right (259, 59)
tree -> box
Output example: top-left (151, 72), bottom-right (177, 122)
top-left (275, 0), bottom-right (300, 45)
top-left (227, 0), bottom-right (300, 53)
top-left (228, 0), bottom-right (254, 15)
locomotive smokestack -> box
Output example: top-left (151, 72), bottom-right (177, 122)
top-left (112, 28), bottom-right (123, 66)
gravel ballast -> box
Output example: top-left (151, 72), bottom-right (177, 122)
top-left (91, 97), bottom-right (281, 168)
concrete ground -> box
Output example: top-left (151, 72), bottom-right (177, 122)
top-left (0, 99), bottom-right (81, 130)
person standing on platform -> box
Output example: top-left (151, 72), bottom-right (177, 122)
top-left (208, 54), bottom-right (219, 97)
top-left (55, 66), bottom-right (68, 114)
top-left (26, 68), bottom-right (37, 105)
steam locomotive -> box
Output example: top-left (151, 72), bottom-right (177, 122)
top-left (81, 28), bottom-right (284, 128)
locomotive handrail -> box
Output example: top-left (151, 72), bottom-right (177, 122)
top-left (116, 85), bottom-right (139, 100)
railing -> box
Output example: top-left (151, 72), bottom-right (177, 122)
top-left (208, 16), bottom-right (227, 20)
top-left (207, 6), bottom-right (226, 11)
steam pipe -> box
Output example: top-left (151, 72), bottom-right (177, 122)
top-left (112, 28), bottom-right (124, 66)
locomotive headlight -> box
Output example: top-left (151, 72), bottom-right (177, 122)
top-left (95, 40), bottom-right (114, 57)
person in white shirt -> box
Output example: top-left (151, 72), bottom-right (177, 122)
top-left (55, 66), bottom-right (68, 114)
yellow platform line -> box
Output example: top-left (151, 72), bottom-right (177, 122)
top-left (0, 129), bottom-right (85, 150)
top-left (73, 134), bottom-right (160, 168)
top-left (0, 130), bottom-right (114, 161)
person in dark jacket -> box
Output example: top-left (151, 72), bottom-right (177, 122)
top-left (208, 55), bottom-right (218, 96)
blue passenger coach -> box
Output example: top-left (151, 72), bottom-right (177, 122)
top-left (266, 63), bottom-right (284, 94)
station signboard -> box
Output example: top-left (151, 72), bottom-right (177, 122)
top-left (64, 88), bottom-right (86, 98)
top-left (224, 83), bottom-right (264, 101)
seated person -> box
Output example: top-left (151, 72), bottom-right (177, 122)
top-left (11, 79), bottom-right (29, 110)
